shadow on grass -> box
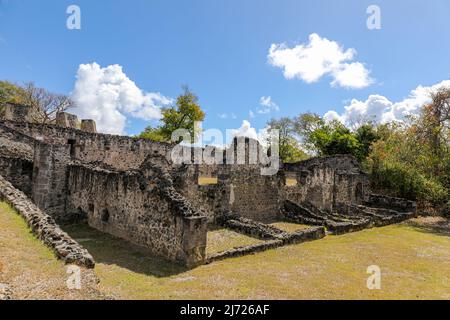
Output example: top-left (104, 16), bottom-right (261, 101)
top-left (404, 217), bottom-right (450, 237)
top-left (63, 223), bottom-right (189, 278)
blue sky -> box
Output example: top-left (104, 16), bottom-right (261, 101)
top-left (1, 0), bottom-right (450, 136)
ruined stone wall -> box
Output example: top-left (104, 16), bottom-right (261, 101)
top-left (32, 142), bottom-right (71, 221)
top-left (0, 123), bottom-right (36, 196)
top-left (66, 164), bottom-right (207, 267)
top-left (365, 194), bottom-right (417, 213)
top-left (333, 172), bottom-right (368, 214)
top-left (0, 175), bottom-right (94, 268)
top-left (2, 104), bottom-right (34, 123)
top-left (175, 164), bottom-right (281, 223)
top-left (282, 155), bottom-right (366, 213)
top-left (1, 120), bottom-right (172, 170)
top-left (0, 156), bottom-right (33, 196)
top-left (0, 122), bottom-right (36, 157)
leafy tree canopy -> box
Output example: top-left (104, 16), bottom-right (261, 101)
top-left (139, 87), bottom-right (205, 143)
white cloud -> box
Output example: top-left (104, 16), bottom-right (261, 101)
top-left (231, 120), bottom-right (259, 140)
top-left (71, 62), bottom-right (172, 135)
top-left (258, 96), bottom-right (279, 114)
top-left (324, 79), bottom-right (450, 125)
top-left (217, 112), bottom-right (237, 119)
top-left (249, 110), bottom-right (255, 118)
top-left (268, 33), bottom-right (373, 89)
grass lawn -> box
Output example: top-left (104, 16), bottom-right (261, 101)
top-left (269, 222), bottom-right (311, 233)
top-left (1, 201), bottom-right (449, 299)
top-left (0, 203), bottom-right (106, 299)
top-left (206, 228), bottom-right (265, 255)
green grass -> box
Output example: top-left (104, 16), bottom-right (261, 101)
top-left (2, 201), bottom-right (449, 300)
top-left (269, 222), bottom-right (311, 233)
top-left (206, 228), bottom-right (265, 255)
top-left (65, 217), bottom-right (450, 300)
top-left (0, 202), bottom-right (103, 299)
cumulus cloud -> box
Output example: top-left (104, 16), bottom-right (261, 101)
top-left (268, 33), bottom-right (373, 89)
top-left (258, 96), bottom-right (279, 114)
top-left (71, 63), bottom-right (172, 135)
top-left (231, 120), bottom-right (259, 140)
top-left (324, 79), bottom-right (450, 125)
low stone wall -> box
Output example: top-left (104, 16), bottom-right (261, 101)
top-left (0, 175), bottom-right (95, 268)
top-left (282, 200), bottom-right (371, 234)
top-left (365, 194), bottom-right (417, 213)
top-left (207, 219), bottom-right (325, 263)
top-left (217, 212), bottom-right (286, 240)
top-left (206, 240), bottom-right (283, 263)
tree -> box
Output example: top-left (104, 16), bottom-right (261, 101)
top-left (292, 112), bottom-right (325, 152)
top-left (308, 120), bottom-right (362, 160)
top-left (0, 81), bottom-right (73, 123)
top-left (365, 88), bottom-right (450, 207)
top-left (0, 81), bottom-right (29, 118)
top-left (139, 87), bottom-right (205, 142)
top-left (355, 123), bottom-right (380, 160)
top-left (266, 117), bottom-right (308, 163)
top-left (22, 82), bottom-right (74, 123)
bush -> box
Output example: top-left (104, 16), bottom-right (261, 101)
top-left (369, 160), bottom-right (448, 205)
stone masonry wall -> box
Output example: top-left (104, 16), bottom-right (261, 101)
top-left (1, 120), bottom-right (172, 171)
top-left (0, 156), bottom-right (33, 196)
top-left (282, 155), bottom-right (366, 213)
top-left (32, 142), bottom-right (71, 222)
top-left (66, 163), bottom-right (208, 267)
top-left (175, 164), bottom-right (281, 223)
top-left (0, 175), bottom-right (94, 268)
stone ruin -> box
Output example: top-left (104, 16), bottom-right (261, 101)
top-left (0, 104), bottom-right (417, 268)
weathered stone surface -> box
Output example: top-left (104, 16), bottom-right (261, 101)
top-left (0, 283), bottom-right (12, 300)
top-left (66, 157), bottom-right (208, 267)
top-left (56, 112), bottom-right (80, 129)
top-left (0, 114), bottom-right (418, 267)
top-left (80, 119), bottom-right (97, 133)
top-left (0, 175), bottom-right (95, 268)
top-left (365, 194), bottom-right (417, 213)
top-left (2, 103), bottom-right (34, 123)
top-left (217, 212), bottom-right (287, 240)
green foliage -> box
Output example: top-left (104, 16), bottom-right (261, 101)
top-left (366, 104), bottom-right (449, 206)
top-left (269, 99), bottom-right (448, 208)
top-left (355, 123), bottom-right (380, 160)
top-left (266, 117), bottom-right (309, 163)
top-left (139, 87), bottom-right (205, 142)
top-left (282, 138), bottom-right (309, 163)
top-left (368, 158), bottom-right (447, 204)
top-left (0, 81), bottom-right (29, 117)
top-left (309, 121), bottom-right (361, 159)
top-left (0, 80), bottom-right (73, 123)
top-left (292, 112), bottom-right (325, 151)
